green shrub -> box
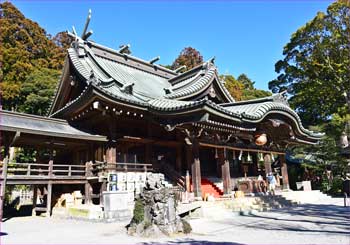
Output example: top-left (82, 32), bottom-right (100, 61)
top-left (328, 177), bottom-right (343, 196)
top-left (132, 199), bottom-right (144, 224)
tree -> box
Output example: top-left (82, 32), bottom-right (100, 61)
top-left (19, 68), bottom-right (60, 116)
top-left (0, 2), bottom-right (66, 112)
top-left (221, 75), bottom-right (244, 101)
top-left (237, 74), bottom-right (271, 101)
top-left (171, 47), bottom-right (203, 71)
top-left (237, 74), bottom-right (255, 90)
top-left (268, 1), bottom-right (350, 125)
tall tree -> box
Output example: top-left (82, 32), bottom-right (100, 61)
top-left (268, 1), bottom-right (350, 125)
top-left (221, 75), bottom-right (244, 101)
top-left (19, 68), bottom-right (60, 116)
top-left (237, 74), bottom-right (271, 101)
top-left (0, 2), bottom-right (66, 112)
top-left (237, 74), bottom-right (255, 90)
top-left (171, 47), bottom-right (203, 71)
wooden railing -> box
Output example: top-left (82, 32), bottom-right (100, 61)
top-left (159, 161), bottom-right (186, 190)
top-left (0, 160), bottom-right (153, 180)
top-left (92, 161), bottom-right (153, 173)
top-left (5, 162), bottom-right (86, 177)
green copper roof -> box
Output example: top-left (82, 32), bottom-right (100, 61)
top-left (49, 35), bottom-right (323, 144)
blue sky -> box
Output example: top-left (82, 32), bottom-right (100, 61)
top-left (12, 0), bottom-right (332, 90)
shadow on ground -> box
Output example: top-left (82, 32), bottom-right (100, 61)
top-left (240, 203), bottom-right (350, 235)
top-left (2, 204), bottom-right (33, 222)
top-left (142, 240), bottom-right (244, 245)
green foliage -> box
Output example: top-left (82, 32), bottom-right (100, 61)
top-left (19, 68), bottom-right (60, 115)
top-left (171, 47), bottom-right (203, 71)
top-left (328, 176), bottom-right (344, 196)
top-left (0, 2), bottom-right (66, 113)
top-left (222, 73), bottom-right (271, 101)
top-left (221, 75), bottom-right (244, 101)
top-left (241, 89), bottom-right (272, 101)
top-left (15, 148), bottom-right (37, 163)
top-left (132, 199), bottom-right (144, 224)
top-left (237, 74), bottom-right (254, 90)
top-left (268, 1), bottom-right (350, 125)
top-left (289, 118), bottom-right (348, 193)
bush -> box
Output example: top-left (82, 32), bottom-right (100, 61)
top-left (328, 177), bottom-right (343, 196)
top-left (132, 199), bottom-right (144, 224)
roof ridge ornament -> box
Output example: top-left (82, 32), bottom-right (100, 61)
top-left (149, 56), bottom-right (160, 64)
top-left (81, 9), bottom-right (93, 40)
top-left (118, 44), bottom-right (131, 54)
top-left (175, 65), bottom-right (186, 73)
top-left (88, 70), bottom-right (99, 85)
top-left (68, 9), bottom-right (93, 41)
top-left (272, 91), bottom-right (289, 106)
top-left (120, 82), bottom-right (134, 94)
top-left (208, 56), bottom-right (215, 64)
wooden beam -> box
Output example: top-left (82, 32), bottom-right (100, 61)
top-left (200, 142), bottom-right (285, 155)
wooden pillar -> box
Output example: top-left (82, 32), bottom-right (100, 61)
top-left (191, 139), bottom-right (202, 199)
top-left (0, 148), bottom-right (9, 221)
top-left (252, 153), bottom-right (258, 176)
top-left (219, 148), bottom-right (231, 195)
top-left (85, 161), bottom-right (93, 205)
top-left (84, 182), bottom-right (92, 205)
top-left (99, 181), bottom-right (107, 205)
top-left (216, 149), bottom-right (222, 178)
top-left (106, 146), bottom-right (117, 163)
top-left (280, 154), bottom-right (290, 190)
top-left (46, 182), bottom-right (52, 217)
top-left (32, 185), bottom-right (38, 216)
top-left (263, 154), bottom-right (272, 175)
top-left (145, 143), bottom-right (153, 165)
top-left (175, 146), bottom-right (182, 172)
top-left (185, 145), bottom-right (192, 172)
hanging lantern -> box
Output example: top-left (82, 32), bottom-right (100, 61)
top-left (259, 153), bottom-right (264, 162)
top-left (215, 148), bottom-right (218, 159)
top-left (255, 133), bottom-right (267, 146)
top-left (238, 150), bottom-right (243, 161)
top-left (247, 152), bottom-right (252, 163)
top-left (340, 132), bottom-right (349, 148)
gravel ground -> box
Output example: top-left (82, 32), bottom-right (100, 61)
top-left (1, 202), bottom-right (349, 244)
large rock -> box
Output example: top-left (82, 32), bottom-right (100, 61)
top-left (128, 173), bottom-right (188, 236)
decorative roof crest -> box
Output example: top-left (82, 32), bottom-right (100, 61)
top-left (68, 9), bottom-right (93, 41)
top-left (272, 90), bottom-right (289, 105)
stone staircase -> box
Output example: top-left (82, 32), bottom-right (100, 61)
top-left (222, 195), bottom-right (297, 214)
top-left (280, 190), bottom-right (344, 206)
top-left (201, 178), bottom-right (223, 198)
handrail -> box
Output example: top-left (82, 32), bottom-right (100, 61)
top-left (160, 161), bottom-right (186, 190)
top-left (92, 161), bottom-right (153, 173)
top-left (6, 162), bottom-right (87, 177)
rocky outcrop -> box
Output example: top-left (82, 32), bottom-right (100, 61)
top-left (128, 173), bottom-right (189, 236)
